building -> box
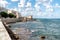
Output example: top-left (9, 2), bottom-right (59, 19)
top-left (27, 15), bottom-right (32, 21)
top-left (7, 10), bottom-right (12, 14)
top-left (27, 15), bottom-right (32, 19)
top-left (0, 7), bottom-right (21, 18)
top-left (7, 10), bottom-right (20, 18)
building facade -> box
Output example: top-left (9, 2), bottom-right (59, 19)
top-left (7, 10), bottom-right (20, 18)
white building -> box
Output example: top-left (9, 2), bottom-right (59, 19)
top-left (7, 10), bottom-right (20, 18)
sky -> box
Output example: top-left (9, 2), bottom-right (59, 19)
top-left (0, 0), bottom-right (60, 18)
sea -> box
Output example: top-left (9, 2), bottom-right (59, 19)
top-left (9, 18), bottom-right (60, 40)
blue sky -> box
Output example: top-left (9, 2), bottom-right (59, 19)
top-left (0, 0), bottom-right (60, 18)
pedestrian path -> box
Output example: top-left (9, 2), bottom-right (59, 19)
top-left (0, 19), bottom-right (11, 40)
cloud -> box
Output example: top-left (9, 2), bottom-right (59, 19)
top-left (54, 3), bottom-right (60, 8)
top-left (35, 0), bottom-right (53, 12)
top-left (18, 1), bottom-right (33, 16)
top-left (46, 8), bottom-right (54, 12)
top-left (13, 8), bottom-right (18, 11)
top-left (36, 11), bottom-right (42, 16)
top-left (43, 2), bottom-right (52, 8)
top-left (50, 8), bottom-right (54, 12)
top-left (33, 0), bottom-right (55, 18)
top-left (34, 3), bottom-right (40, 8)
top-left (20, 7), bottom-right (35, 16)
top-left (11, 0), bottom-right (18, 2)
top-left (0, 0), bottom-right (8, 7)
top-left (41, 0), bottom-right (54, 12)
top-left (43, 3), bottom-right (54, 12)
top-left (25, 2), bottom-right (32, 7)
top-left (17, 0), bottom-right (60, 18)
top-left (9, 7), bottom-right (18, 12)
top-left (18, 0), bottom-right (25, 7)
top-left (18, 0), bottom-right (54, 18)
top-left (50, 0), bottom-right (53, 2)
top-left (34, 2), bottom-right (41, 12)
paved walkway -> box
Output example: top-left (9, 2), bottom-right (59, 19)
top-left (0, 19), bottom-right (11, 40)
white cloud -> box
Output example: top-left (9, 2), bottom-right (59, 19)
top-left (35, 0), bottom-right (48, 3)
top-left (34, 3), bottom-right (41, 12)
top-left (55, 3), bottom-right (60, 8)
top-left (25, 7), bottom-right (34, 11)
top-left (33, 0), bottom-right (55, 18)
top-left (18, 3), bottom-right (23, 7)
top-left (37, 11), bottom-right (42, 16)
top-left (13, 8), bottom-right (18, 11)
top-left (42, 1), bottom-right (52, 8)
top-left (25, 2), bottom-right (32, 7)
top-left (44, 4), bottom-right (54, 12)
top-left (11, 0), bottom-right (18, 2)
top-left (9, 8), bottom-right (18, 12)
top-left (56, 3), bottom-right (59, 6)
top-left (18, 0), bottom-right (54, 18)
top-left (50, 0), bottom-right (53, 2)
top-left (50, 8), bottom-right (54, 12)
top-left (35, 0), bottom-right (53, 11)
top-left (19, 7), bottom-right (36, 16)
top-left (41, 0), bottom-right (54, 12)
top-left (34, 3), bottom-right (39, 8)
top-left (35, 0), bottom-right (42, 5)
top-left (18, 0), bottom-right (60, 18)
top-left (0, 0), bottom-right (8, 7)
top-left (18, 0), bottom-right (25, 7)
top-left (46, 8), bottom-right (54, 12)
top-left (43, 0), bottom-right (47, 1)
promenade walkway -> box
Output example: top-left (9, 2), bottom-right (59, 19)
top-left (0, 19), bottom-right (11, 40)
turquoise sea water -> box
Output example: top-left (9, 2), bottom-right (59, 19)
top-left (9, 19), bottom-right (60, 40)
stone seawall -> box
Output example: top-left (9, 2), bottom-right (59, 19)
top-left (2, 20), bottom-right (20, 40)
top-left (1, 17), bottom-right (33, 24)
top-left (1, 18), bottom-right (22, 24)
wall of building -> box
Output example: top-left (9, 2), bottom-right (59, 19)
top-left (7, 10), bottom-right (20, 18)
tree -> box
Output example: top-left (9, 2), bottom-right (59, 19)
top-left (8, 13), bottom-right (16, 18)
top-left (0, 11), bottom-right (16, 18)
top-left (0, 12), bottom-right (8, 18)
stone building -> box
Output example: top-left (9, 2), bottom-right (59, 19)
top-left (27, 15), bottom-right (32, 21)
top-left (27, 15), bottom-right (32, 19)
top-left (0, 7), bottom-right (21, 18)
top-left (7, 10), bottom-right (20, 18)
